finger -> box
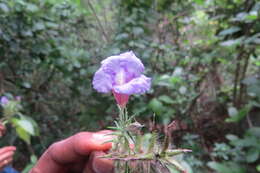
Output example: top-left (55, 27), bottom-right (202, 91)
top-left (84, 151), bottom-right (114, 173)
top-left (48, 131), bottom-right (114, 164)
top-left (29, 150), bottom-right (68, 173)
top-left (30, 131), bottom-right (114, 173)
top-left (0, 151), bottom-right (14, 161)
top-left (74, 131), bottom-right (114, 155)
top-left (0, 125), bottom-right (6, 137)
top-left (0, 146), bottom-right (16, 155)
top-left (0, 156), bottom-right (13, 168)
top-left (0, 157), bottom-right (13, 171)
top-left (0, 152), bottom-right (14, 169)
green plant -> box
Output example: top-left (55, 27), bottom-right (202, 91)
top-left (0, 94), bottom-right (38, 144)
top-left (209, 127), bottom-right (260, 173)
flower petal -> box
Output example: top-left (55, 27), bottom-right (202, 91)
top-left (113, 75), bottom-right (151, 95)
top-left (0, 96), bottom-right (9, 105)
top-left (112, 91), bottom-right (129, 107)
top-left (101, 51), bottom-right (144, 80)
top-left (92, 69), bottom-right (113, 93)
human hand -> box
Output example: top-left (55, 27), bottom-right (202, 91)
top-left (0, 146), bottom-right (16, 171)
top-left (0, 123), bottom-right (6, 137)
top-left (30, 130), bottom-right (114, 173)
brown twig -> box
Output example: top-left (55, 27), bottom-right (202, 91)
top-left (233, 48), bottom-right (244, 106)
top-left (238, 50), bottom-right (252, 107)
top-left (87, 0), bottom-right (110, 43)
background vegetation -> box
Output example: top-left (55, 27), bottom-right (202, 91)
top-left (0, 0), bottom-right (259, 172)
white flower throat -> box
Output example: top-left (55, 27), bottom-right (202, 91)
top-left (115, 68), bottom-right (126, 85)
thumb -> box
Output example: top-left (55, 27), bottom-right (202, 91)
top-left (84, 151), bottom-right (114, 173)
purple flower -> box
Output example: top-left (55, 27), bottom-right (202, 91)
top-left (0, 96), bottom-right (9, 105)
top-left (92, 51), bottom-right (151, 106)
top-left (15, 96), bottom-right (21, 101)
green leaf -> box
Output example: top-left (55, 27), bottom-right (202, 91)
top-left (16, 127), bottom-right (31, 144)
top-left (194, 0), bottom-right (204, 5)
top-left (232, 137), bottom-right (258, 147)
top-left (226, 134), bottom-right (239, 141)
top-left (246, 148), bottom-right (259, 163)
top-left (218, 27), bottom-right (241, 36)
top-left (158, 95), bottom-right (174, 104)
top-left (257, 164), bottom-right (260, 172)
top-left (17, 119), bottom-right (35, 135)
top-left (225, 106), bottom-right (250, 123)
top-left (220, 38), bottom-right (242, 47)
top-left (207, 161), bottom-right (245, 173)
top-left (246, 11), bottom-right (258, 20)
top-left (0, 3), bottom-right (9, 13)
top-left (254, 61), bottom-right (260, 66)
top-left (233, 12), bottom-right (247, 21)
top-left (45, 22), bottom-right (59, 29)
top-left (21, 30), bottom-right (33, 37)
top-left (11, 115), bottom-right (39, 137)
top-left (244, 33), bottom-right (260, 44)
top-left (23, 115), bottom-right (39, 136)
top-left (26, 3), bottom-right (39, 13)
top-left (132, 27), bottom-right (144, 35)
top-left (22, 82), bottom-right (31, 89)
top-left (169, 76), bottom-right (182, 84)
top-left (22, 155), bottom-right (37, 173)
top-left (179, 86), bottom-right (187, 94)
top-left (247, 127), bottom-right (260, 138)
top-left (115, 33), bottom-right (129, 40)
top-left (30, 155), bottom-right (37, 163)
top-left (33, 22), bottom-right (45, 31)
top-left (148, 98), bottom-right (164, 115)
top-left (208, 161), bottom-right (229, 173)
top-left (227, 107), bottom-right (238, 117)
top-left (247, 83), bottom-right (260, 98)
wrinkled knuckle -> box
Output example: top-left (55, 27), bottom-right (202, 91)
top-left (47, 142), bottom-right (59, 155)
top-left (73, 132), bottom-right (91, 143)
top-left (74, 132), bottom-right (90, 138)
top-left (72, 132), bottom-right (92, 153)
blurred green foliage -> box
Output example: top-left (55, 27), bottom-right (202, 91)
top-left (0, 0), bottom-right (259, 172)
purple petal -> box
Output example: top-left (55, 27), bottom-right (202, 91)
top-left (15, 96), bottom-right (21, 101)
top-left (0, 96), bottom-right (9, 105)
top-left (92, 69), bottom-right (113, 93)
top-left (101, 51), bottom-right (144, 79)
top-left (113, 75), bottom-right (151, 95)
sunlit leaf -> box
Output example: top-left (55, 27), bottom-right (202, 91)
top-left (218, 27), bottom-right (241, 36)
top-left (228, 107), bottom-right (238, 117)
top-left (220, 38), bottom-right (243, 47)
top-left (225, 106), bottom-right (250, 123)
top-left (194, 0), bottom-right (204, 5)
top-left (26, 3), bottom-right (39, 13)
top-left (17, 119), bottom-right (35, 135)
top-left (257, 164), bottom-right (260, 172)
top-left (0, 3), bottom-right (9, 13)
top-left (246, 148), bottom-right (259, 163)
top-left (16, 127), bottom-right (31, 144)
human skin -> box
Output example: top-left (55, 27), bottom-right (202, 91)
top-left (30, 130), bottom-right (114, 173)
top-left (0, 123), bottom-right (5, 137)
top-left (0, 146), bottom-right (16, 171)
top-left (0, 123), bottom-right (16, 171)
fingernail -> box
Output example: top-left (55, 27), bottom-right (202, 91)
top-left (92, 133), bottom-right (114, 145)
